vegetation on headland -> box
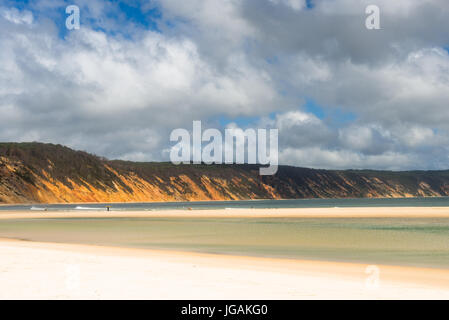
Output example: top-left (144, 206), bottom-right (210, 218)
top-left (0, 142), bottom-right (448, 204)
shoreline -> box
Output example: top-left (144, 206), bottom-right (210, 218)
top-left (2, 207), bottom-right (449, 219)
top-left (2, 207), bottom-right (449, 299)
top-left (1, 238), bottom-right (449, 299)
top-left (1, 196), bottom-right (449, 207)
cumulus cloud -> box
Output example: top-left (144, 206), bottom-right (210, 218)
top-left (1, 0), bottom-right (449, 170)
top-left (0, 4), bottom-right (282, 160)
top-left (279, 147), bottom-right (416, 170)
top-left (0, 7), bottom-right (33, 24)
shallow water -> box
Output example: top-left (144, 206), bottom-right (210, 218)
top-left (1, 217), bottom-right (449, 268)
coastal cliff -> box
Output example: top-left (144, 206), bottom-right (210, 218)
top-left (1, 142), bottom-right (449, 204)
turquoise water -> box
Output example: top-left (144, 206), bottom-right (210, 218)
top-left (2, 198), bottom-right (449, 268)
top-left (1, 217), bottom-right (448, 268)
top-left (2, 197), bottom-right (449, 211)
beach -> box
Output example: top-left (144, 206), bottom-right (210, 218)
top-left (3, 206), bottom-right (449, 219)
top-left (1, 207), bottom-right (449, 299)
top-left (1, 238), bottom-right (449, 299)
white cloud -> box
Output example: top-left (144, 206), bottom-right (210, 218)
top-left (0, 7), bottom-right (33, 25)
top-left (0, 8), bottom-right (282, 161)
top-left (1, 0), bottom-right (449, 170)
top-left (279, 147), bottom-right (416, 170)
top-left (269, 0), bottom-right (306, 11)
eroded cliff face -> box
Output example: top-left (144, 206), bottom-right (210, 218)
top-left (0, 158), bottom-right (270, 203)
top-left (1, 142), bottom-right (449, 204)
top-left (0, 143), bottom-right (276, 203)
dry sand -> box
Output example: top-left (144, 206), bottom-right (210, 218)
top-left (0, 238), bottom-right (449, 299)
top-left (1, 207), bottom-right (449, 299)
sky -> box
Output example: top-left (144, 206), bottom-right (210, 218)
top-left (0, 0), bottom-right (448, 170)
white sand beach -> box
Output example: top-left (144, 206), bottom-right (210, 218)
top-left (1, 207), bottom-right (449, 299)
top-left (2, 206), bottom-right (449, 219)
top-left (1, 238), bottom-right (449, 300)
top-left (0, 208), bottom-right (449, 299)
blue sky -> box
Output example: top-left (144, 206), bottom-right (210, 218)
top-left (304, 100), bottom-right (356, 126)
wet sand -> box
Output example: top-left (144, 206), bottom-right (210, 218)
top-left (2, 206), bottom-right (449, 219)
